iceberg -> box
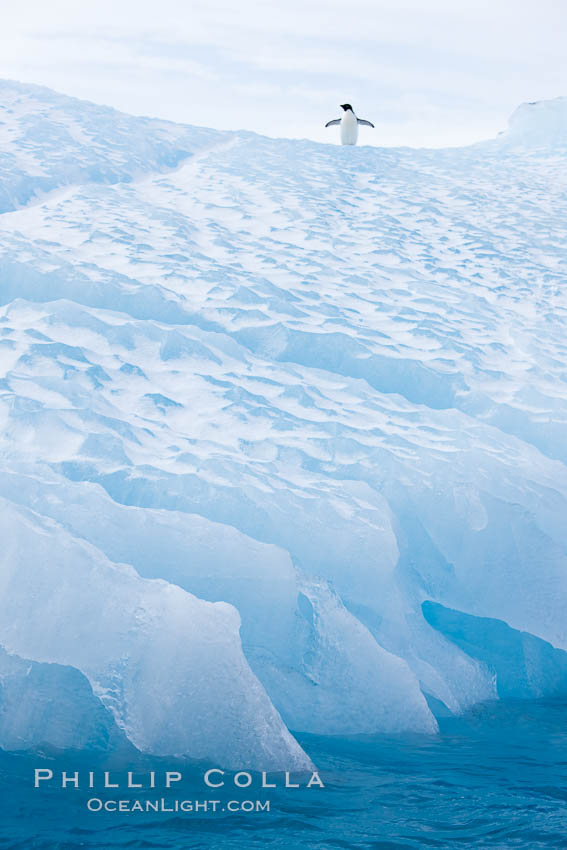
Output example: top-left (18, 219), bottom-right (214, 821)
top-left (0, 79), bottom-right (566, 765)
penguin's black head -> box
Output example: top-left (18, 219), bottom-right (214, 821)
top-left (340, 103), bottom-right (353, 112)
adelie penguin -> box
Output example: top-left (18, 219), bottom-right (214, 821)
top-left (325, 104), bottom-right (374, 146)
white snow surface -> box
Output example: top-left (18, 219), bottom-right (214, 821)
top-left (0, 81), bottom-right (566, 763)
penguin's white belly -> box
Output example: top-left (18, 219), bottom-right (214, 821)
top-left (340, 112), bottom-right (358, 145)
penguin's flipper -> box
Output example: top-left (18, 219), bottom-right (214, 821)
top-left (325, 119), bottom-right (341, 127)
top-left (357, 119), bottom-right (375, 128)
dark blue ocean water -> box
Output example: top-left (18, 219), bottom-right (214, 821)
top-left (2, 699), bottom-right (567, 850)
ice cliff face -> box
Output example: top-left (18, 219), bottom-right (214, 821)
top-left (0, 80), bottom-right (566, 766)
top-left (0, 646), bottom-right (131, 753)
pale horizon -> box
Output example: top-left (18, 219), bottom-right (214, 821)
top-left (1, 0), bottom-right (566, 148)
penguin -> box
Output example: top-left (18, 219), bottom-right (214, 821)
top-left (325, 103), bottom-right (375, 146)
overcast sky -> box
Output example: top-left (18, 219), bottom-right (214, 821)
top-left (1, 0), bottom-right (566, 147)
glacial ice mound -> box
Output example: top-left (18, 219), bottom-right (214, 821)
top-left (0, 80), bottom-right (566, 764)
top-left (503, 97), bottom-right (567, 147)
top-left (0, 79), bottom-right (224, 213)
